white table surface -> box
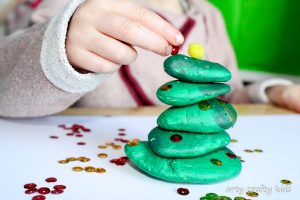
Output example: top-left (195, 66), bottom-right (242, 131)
top-left (0, 115), bottom-right (299, 200)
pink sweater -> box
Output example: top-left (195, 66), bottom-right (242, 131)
top-left (0, 0), bottom-right (292, 117)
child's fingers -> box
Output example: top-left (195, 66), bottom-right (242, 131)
top-left (112, 1), bottom-right (184, 46)
top-left (97, 12), bottom-right (172, 56)
top-left (87, 30), bottom-right (137, 65)
top-left (68, 47), bottom-right (120, 74)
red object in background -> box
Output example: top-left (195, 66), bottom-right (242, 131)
top-left (25, 189), bottom-right (37, 194)
top-left (171, 46), bottom-right (180, 55)
top-left (29, 0), bottom-right (42, 9)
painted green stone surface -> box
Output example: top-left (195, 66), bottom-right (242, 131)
top-left (125, 142), bottom-right (242, 184)
top-left (164, 54), bottom-right (232, 82)
top-left (157, 98), bottom-right (237, 133)
top-left (157, 80), bottom-right (231, 106)
top-left (148, 127), bottom-right (230, 157)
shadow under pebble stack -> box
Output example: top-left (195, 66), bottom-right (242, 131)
top-left (125, 43), bottom-right (242, 184)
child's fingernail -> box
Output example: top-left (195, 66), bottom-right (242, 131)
top-left (175, 34), bottom-right (184, 45)
top-left (165, 45), bottom-right (173, 55)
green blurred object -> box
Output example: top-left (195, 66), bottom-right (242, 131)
top-left (209, 0), bottom-right (300, 76)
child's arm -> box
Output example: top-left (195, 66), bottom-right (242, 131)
top-left (0, 0), bottom-right (183, 118)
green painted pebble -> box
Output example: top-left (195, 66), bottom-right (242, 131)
top-left (125, 141), bottom-right (242, 184)
top-left (148, 127), bottom-right (230, 157)
top-left (164, 54), bottom-right (232, 82)
top-left (157, 81), bottom-right (231, 106)
top-left (157, 98), bottom-right (237, 133)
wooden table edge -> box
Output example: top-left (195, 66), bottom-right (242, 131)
top-left (58, 104), bottom-right (296, 116)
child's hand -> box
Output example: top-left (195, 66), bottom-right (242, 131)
top-left (267, 85), bottom-right (300, 112)
top-left (66, 0), bottom-right (184, 73)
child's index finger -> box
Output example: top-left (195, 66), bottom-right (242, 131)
top-left (112, 1), bottom-right (184, 46)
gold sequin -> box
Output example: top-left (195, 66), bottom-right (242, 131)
top-left (160, 84), bottom-right (172, 91)
top-left (112, 145), bottom-right (122, 150)
top-left (78, 157), bottom-right (91, 162)
top-left (105, 142), bottom-right (115, 146)
top-left (230, 139), bottom-right (238, 143)
top-left (72, 166), bottom-right (84, 172)
top-left (66, 157), bottom-right (77, 162)
top-left (98, 145), bottom-right (107, 149)
top-left (84, 166), bottom-right (96, 172)
top-left (95, 168), bottom-right (106, 173)
top-left (58, 160), bottom-right (68, 164)
top-left (210, 159), bottom-right (222, 166)
top-left (281, 179), bottom-right (292, 185)
top-left (97, 153), bottom-right (108, 158)
top-left (246, 191), bottom-right (258, 197)
top-left (128, 139), bottom-right (139, 146)
top-left (244, 149), bottom-right (254, 153)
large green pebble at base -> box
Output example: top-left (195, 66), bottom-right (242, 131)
top-left (157, 80), bottom-right (231, 106)
top-left (148, 127), bottom-right (230, 157)
top-left (157, 98), bottom-right (237, 133)
top-left (164, 54), bottom-right (232, 82)
top-left (124, 142), bottom-right (242, 184)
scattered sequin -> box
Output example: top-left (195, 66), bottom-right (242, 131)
top-left (106, 142), bottom-right (115, 146)
top-left (118, 133), bottom-right (126, 136)
top-left (25, 189), bottom-right (37, 194)
top-left (230, 139), bottom-right (238, 143)
top-left (254, 149), bottom-right (263, 153)
top-left (32, 195), bottom-right (46, 200)
top-left (58, 160), bottom-right (68, 164)
top-left (177, 187), bottom-right (189, 195)
top-left (49, 136), bottom-right (59, 139)
top-left (234, 197), bottom-right (246, 200)
top-left (45, 177), bottom-right (57, 183)
top-left (53, 185), bottom-right (66, 190)
top-left (95, 168), bottom-right (106, 173)
top-left (110, 156), bottom-right (130, 166)
top-left (98, 145), bottom-right (107, 149)
top-left (84, 166), bottom-right (96, 172)
top-left (112, 145), bottom-right (122, 150)
top-left (24, 183), bottom-right (37, 190)
top-left (77, 142), bottom-right (86, 146)
top-left (66, 157), bottom-right (76, 162)
top-left (98, 153), bottom-right (108, 158)
top-left (281, 179), bottom-right (292, 185)
top-left (51, 190), bottom-right (64, 194)
top-left (72, 167), bottom-right (84, 172)
top-left (246, 191), bottom-right (258, 197)
top-left (244, 149), bottom-right (254, 153)
top-left (37, 187), bottom-right (50, 195)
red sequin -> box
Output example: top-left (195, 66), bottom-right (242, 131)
top-left (77, 142), bottom-right (86, 145)
top-left (45, 177), bottom-right (57, 183)
top-left (24, 183), bottom-right (37, 189)
top-left (49, 136), bottom-right (59, 139)
top-left (32, 195), bottom-right (46, 200)
top-left (51, 189), bottom-right (64, 194)
top-left (171, 46), bottom-right (180, 55)
top-left (110, 156), bottom-right (130, 166)
top-left (226, 152), bottom-right (237, 159)
top-left (66, 133), bottom-right (74, 136)
top-left (37, 187), bottom-right (50, 195)
top-left (53, 185), bottom-right (66, 190)
top-left (118, 128), bottom-right (126, 131)
top-left (25, 189), bottom-right (37, 194)
top-left (170, 134), bottom-right (182, 142)
top-left (177, 187), bottom-right (189, 195)
top-left (118, 133), bottom-right (126, 136)
top-left (75, 134), bottom-right (83, 137)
